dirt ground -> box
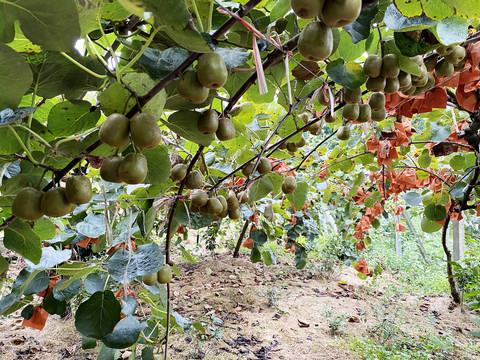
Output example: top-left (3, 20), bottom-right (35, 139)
top-left (1, 254), bottom-right (479, 360)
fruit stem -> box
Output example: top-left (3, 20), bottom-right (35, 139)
top-left (118, 26), bottom-right (160, 76)
top-left (60, 52), bottom-right (107, 79)
top-left (7, 125), bottom-right (38, 166)
top-left (189, 0), bottom-right (205, 32)
top-left (14, 124), bottom-right (53, 149)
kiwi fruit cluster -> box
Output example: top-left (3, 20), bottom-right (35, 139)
top-left (142, 264), bottom-right (172, 286)
top-left (12, 175), bottom-right (93, 220)
top-left (433, 45), bottom-right (467, 78)
top-left (99, 112), bottom-right (161, 184)
top-left (189, 189), bottom-right (241, 220)
top-left (197, 109), bottom-right (236, 141)
top-left (294, 0), bottom-right (361, 61)
top-left (242, 157), bottom-right (272, 177)
top-left (177, 52), bottom-right (228, 104)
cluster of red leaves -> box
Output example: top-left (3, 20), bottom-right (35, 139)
top-left (366, 120), bottom-right (415, 166)
top-left (354, 259), bottom-right (373, 276)
top-left (385, 87), bottom-right (448, 118)
top-left (353, 201), bottom-right (384, 240)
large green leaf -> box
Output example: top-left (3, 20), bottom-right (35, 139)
top-left (143, 145), bottom-right (171, 185)
top-left (433, 17), bottom-right (469, 45)
top-left (384, 4), bottom-right (435, 32)
top-left (47, 100), bottom-right (101, 137)
top-left (0, 43), bottom-right (32, 109)
top-left (344, 2), bottom-right (379, 43)
top-left (7, 0), bottom-right (80, 51)
top-left (0, 3), bottom-right (15, 43)
top-left (286, 181), bottom-right (308, 209)
top-left (4, 219), bottom-right (41, 264)
top-left (165, 110), bottom-right (215, 146)
top-left (75, 290), bottom-right (121, 339)
top-left (102, 316), bottom-right (146, 349)
top-left (326, 59), bottom-right (365, 89)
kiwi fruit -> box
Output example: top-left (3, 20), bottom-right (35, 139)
top-left (336, 125), bottom-right (350, 140)
top-left (371, 108), bottom-right (386, 122)
top-left (185, 170), bottom-right (204, 189)
top-left (357, 104), bottom-right (372, 123)
top-left (381, 54), bottom-right (400, 79)
top-left (286, 142), bottom-right (298, 153)
top-left (368, 92), bottom-right (385, 111)
top-left (402, 86), bottom-right (417, 96)
top-left (424, 54), bottom-right (439, 72)
top-left (65, 175), bottom-right (92, 205)
top-left (321, 0), bottom-right (362, 27)
top-left (363, 55), bottom-right (382, 78)
top-left (130, 113), bottom-right (162, 149)
top-left (41, 188), bottom-right (75, 218)
top-left (298, 21), bottom-right (333, 61)
top-left (100, 156), bottom-right (123, 183)
top-left (196, 52), bottom-right (228, 89)
top-left (242, 163), bottom-right (255, 177)
top-left (191, 189), bottom-right (209, 207)
top-left (290, 0), bottom-right (324, 18)
top-left (435, 58), bottom-right (454, 78)
top-left (384, 78), bottom-right (400, 94)
top-left (99, 113), bottom-right (130, 148)
top-left (237, 190), bottom-right (249, 204)
top-left (366, 76), bottom-right (386, 92)
top-left (217, 195), bottom-right (228, 217)
top-left (343, 87), bottom-right (362, 104)
top-left (281, 176), bottom-right (297, 194)
top-left (118, 153), bottom-right (148, 184)
top-left (216, 116), bottom-right (236, 141)
top-left (198, 110), bottom-right (219, 134)
top-left (398, 72), bottom-right (412, 89)
top-left (12, 187), bottom-right (44, 221)
top-left (142, 273), bottom-right (157, 286)
top-left (207, 197), bottom-right (223, 215)
top-left (177, 71), bottom-right (209, 104)
top-left (227, 190), bottom-right (239, 210)
top-left (412, 73), bottom-right (429, 87)
top-left (445, 46), bottom-right (466, 65)
top-left (228, 207), bottom-right (241, 220)
top-left (342, 103), bottom-right (360, 121)
top-left (157, 265), bottom-right (172, 284)
top-left (307, 120), bottom-right (321, 135)
top-left (170, 163), bottom-right (188, 182)
top-left (437, 45), bottom-right (455, 56)
top-left (325, 112), bottom-right (336, 123)
top-left (257, 157), bottom-right (272, 174)
top-left (296, 136), bottom-right (306, 147)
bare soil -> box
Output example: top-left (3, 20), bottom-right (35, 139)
top-left (0, 254), bottom-right (479, 360)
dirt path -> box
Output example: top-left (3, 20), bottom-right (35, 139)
top-left (0, 254), bottom-right (479, 359)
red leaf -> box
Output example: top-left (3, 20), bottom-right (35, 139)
top-left (23, 306), bottom-right (48, 330)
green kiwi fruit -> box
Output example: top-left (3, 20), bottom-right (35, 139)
top-left (177, 71), bottom-right (209, 104)
top-left (282, 176), bottom-right (297, 194)
top-left (157, 265), bottom-right (172, 284)
top-left (170, 163), bottom-right (188, 182)
top-left (242, 163), bottom-right (255, 177)
top-left (371, 108), bottom-right (386, 122)
top-left (142, 273), bottom-right (157, 286)
top-left (381, 54), bottom-right (400, 79)
top-left (65, 175), bottom-right (92, 205)
top-left (130, 113), bottom-right (162, 149)
top-left (185, 170), bottom-right (204, 189)
top-left (445, 46), bottom-right (466, 65)
top-left (206, 197), bottom-right (223, 215)
top-left (198, 110), bottom-right (219, 134)
top-left (12, 187), bottom-right (44, 221)
top-left (228, 207), bottom-right (241, 220)
top-left (363, 55), bottom-right (382, 78)
top-left (99, 113), bottom-right (130, 148)
top-left (286, 142), bottom-right (298, 153)
top-left (196, 52), bottom-right (228, 89)
top-left (191, 189), bottom-right (209, 207)
top-left (325, 112), bottom-right (336, 123)
top-left (321, 0), bottom-right (362, 27)
top-left (227, 190), bottom-right (239, 210)
top-left (217, 195), bottom-right (228, 217)
top-left (368, 92), bottom-right (385, 111)
top-left (437, 45), bottom-right (455, 56)
top-left (342, 103), bottom-right (360, 121)
top-left (298, 21), bottom-right (333, 61)
top-left (296, 136), bottom-right (306, 147)
top-left (100, 156), bottom-right (123, 183)
top-left (41, 188), bottom-right (75, 218)
top-left (398, 72), bottom-right (412, 90)
top-left (290, 0), bottom-right (324, 19)
top-left (357, 104), bottom-right (371, 123)
top-left (343, 87), bottom-right (362, 104)
top-left (424, 54), bottom-right (439, 72)
top-left (237, 190), bottom-right (249, 204)
top-left (384, 77), bottom-right (400, 94)
top-left (366, 76), bottom-right (386, 92)
top-left (257, 157), bottom-right (272, 174)
top-left (118, 153), bottom-right (148, 184)
top-left (435, 58), bottom-right (454, 78)
top-left (402, 86), bottom-right (417, 96)
top-left (336, 125), bottom-right (350, 140)
top-left (216, 116), bottom-right (236, 141)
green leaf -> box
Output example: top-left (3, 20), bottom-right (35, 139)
top-left (421, 216), bottom-right (443, 233)
top-left (0, 253), bottom-right (8, 277)
top-left (394, 0), bottom-right (423, 17)
top-left (143, 145), bottom-right (171, 185)
top-left (102, 316), bottom-right (146, 349)
top-left (384, 4), bottom-right (435, 32)
top-left (424, 203), bottom-right (446, 221)
top-left (0, 4), bottom-right (15, 43)
top-left (98, 82), bottom-right (136, 116)
top-left (394, 32), bottom-right (437, 56)
top-left (326, 59), bottom-right (365, 89)
top-left (48, 100), bottom-right (100, 137)
top-left (4, 219), bottom-right (41, 264)
top-left (75, 290), bottom-right (121, 339)
top-left (270, 0), bottom-right (290, 20)
top-left (262, 249), bottom-right (276, 266)
top-left (383, 39), bottom-right (423, 76)
top-left (286, 181), bottom-right (308, 209)
top-left (9, 0), bottom-right (80, 51)
top-left (344, 2), bottom-right (379, 43)
top-left (122, 72), bottom-right (166, 119)
top-left (81, 336), bottom-right (97, 350)
top-left (450, 154), bottom-right (466, 170)
top-left (418, 149), bottom-right (432, 168)
top-left (0, 43), bottom-right (33, 109)
top-left (433, 16), bottom-right (469, 45)
top-left (248, 176), bottom-right (274, 203)
top-left (403, 191), bottom-right (422, 206)
top-left (33, 218), bottom-right (56, 240)
top-left (250, 246), bottom-right (261, 263)
top-left (251, 229), bottom-right (267, 247)
top-left (43, 292), bottom-right (67, 316)
top-left (165, 111), bottom-right (215, 146)
top-left (423, 0), bottom-right (454, 20)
